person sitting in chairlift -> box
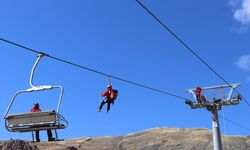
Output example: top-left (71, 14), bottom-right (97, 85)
top-left (31, 103), bottom-right (55, 142)
top-left (98, 84), bottom-right (118, 113)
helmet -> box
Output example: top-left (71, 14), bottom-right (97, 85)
top-left (107, 84), bottom-right (112, 88)
top-left (34, 102), bottom-right (39, 107)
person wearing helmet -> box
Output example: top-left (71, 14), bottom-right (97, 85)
top-left (195, 87), bottom-right (202, 103)
top-left (98, 84), bottom-right (115, 113)
top-left (31, 103), bottom-right (41, 112)
top-left (30, 103), bottom-right (54, 142)
top-left (195, 87), bottom-right (206, 103)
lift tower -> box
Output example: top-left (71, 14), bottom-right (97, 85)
top-left (185, 83), bottom-right (242, 150)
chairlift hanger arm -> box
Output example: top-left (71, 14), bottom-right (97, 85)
top-left (29, 54), bottom-right (64, 114)
top-left (30, 54), bottom-right (45, 88)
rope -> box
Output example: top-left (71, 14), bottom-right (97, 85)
top-left (218, 114), bottom-right (250, 132)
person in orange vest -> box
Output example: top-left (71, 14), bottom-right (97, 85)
top-left (98, 85), bottom-right (118, 112)
top-left (31, 103), bottom-right (54, 142)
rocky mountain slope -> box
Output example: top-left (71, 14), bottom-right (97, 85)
top-left (1, 127), bottom-right (250, 150)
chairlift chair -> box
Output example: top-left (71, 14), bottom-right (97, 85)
top-left (4, 54), bottom-right (68, 141)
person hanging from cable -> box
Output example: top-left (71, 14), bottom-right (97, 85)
top-left (195, 86), bottom-right (206, 103)
top-left (31, 103), bottom-right (55, 142)
top-left (97, 84), bottom-right (118, 113)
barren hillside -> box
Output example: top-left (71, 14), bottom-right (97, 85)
top-left (1, 127), bottom-right (250, 150)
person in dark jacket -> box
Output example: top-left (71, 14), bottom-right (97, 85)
top-left (98, 85), bottom-right (118, 113)
top-left (31, 103), bottom-right (54, 142)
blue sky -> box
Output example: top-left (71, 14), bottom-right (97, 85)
top-left (0, 0), bottom-right (250, 141)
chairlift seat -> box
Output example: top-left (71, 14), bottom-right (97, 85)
top-left (5, 110), bottom-right (66, 132)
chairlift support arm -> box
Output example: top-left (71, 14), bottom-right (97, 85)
top-left (29, 54), bottom-right (64, 114)
top-left (4, 90), bottom-right (26, 119)
top-left (30, 54), bottom-right (44, 88)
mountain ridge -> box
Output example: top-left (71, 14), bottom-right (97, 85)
top-left (1, 127), bottom-right (250, 150)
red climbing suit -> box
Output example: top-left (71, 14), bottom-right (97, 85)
top-left (31, 104), bottom-right (41, 112)
top-left (101, 86), bottom-right (113, 98)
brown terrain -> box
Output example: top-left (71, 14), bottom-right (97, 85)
top-left (0, 127), bottom-right (250, 150)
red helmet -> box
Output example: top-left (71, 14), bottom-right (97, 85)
top-left (195, 87), bottom-right (202, 94)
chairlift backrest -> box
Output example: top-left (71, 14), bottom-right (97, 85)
top-left (6, 110), bottom-right (56, 127)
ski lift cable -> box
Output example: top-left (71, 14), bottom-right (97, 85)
top-left (0, 37), bottom-right (188, 101)
top-left (218, 114), bottom-right (250, 132)
top-left (135, 0), bottom-right (250, 106)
